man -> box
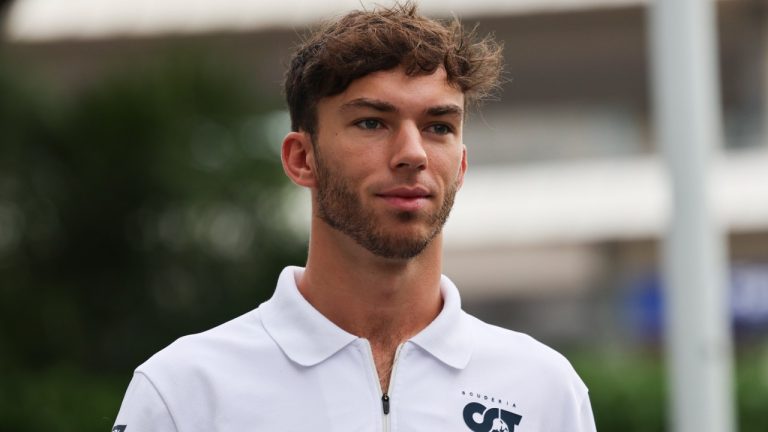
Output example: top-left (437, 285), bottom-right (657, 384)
top-left (113, 3), bottom-right (596, 431)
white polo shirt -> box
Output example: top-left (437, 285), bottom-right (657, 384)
top-left (113, 266), bottom-right (595, 432)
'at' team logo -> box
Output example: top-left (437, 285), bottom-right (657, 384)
top-left (463, 402), bottom-right (522, 432)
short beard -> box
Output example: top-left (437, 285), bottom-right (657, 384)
top-left (313, 143), bottom-right (458, 260)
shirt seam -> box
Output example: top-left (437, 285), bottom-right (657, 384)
top-left (135, 370), bottom-right (182, 432)
top-left (577, 385), bottom-right (594, 427)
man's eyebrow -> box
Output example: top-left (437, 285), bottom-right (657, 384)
top-left (425, 104), bottom-right (463, 117)
top-left (339, 99), bottom-right (463, 118)
top-left (340, 98), bottom-right (398, 113)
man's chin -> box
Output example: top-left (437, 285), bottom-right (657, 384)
top-left (364, 240), bottom-right (431, 260)
top-left (377, 221), bottom-right (433, 240)
top-left (361, 227), bottom-right (441, 260)
top-left (394, 210), bottom-right (420, 222)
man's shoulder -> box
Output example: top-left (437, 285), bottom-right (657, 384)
top-left (463, 312), bottom-right (584, 384)
top-left (136, 306), bottom-right (275, 380)
top-left (115, 302), bottom-right (295, 430)
top-left (459, 312), bottom-right (595, 430)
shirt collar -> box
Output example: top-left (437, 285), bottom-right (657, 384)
top-left (409, 274), bottom-right (474, 369)
top-left (260, 266), bottom-right (358, 367)
top-left (260, 266), bottom-right (473, 369)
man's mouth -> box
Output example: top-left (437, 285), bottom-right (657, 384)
top-left (376, 186), bottom-right (432, 212)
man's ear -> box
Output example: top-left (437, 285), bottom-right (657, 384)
top-left (457, 144), bottom-right (468, 189)
top-left (281, 131), bottom-right (317, 188)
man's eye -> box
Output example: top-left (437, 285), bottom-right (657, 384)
top-left (356, 119), bottom-right (382, 130)
top-left (428, 124), bottom-right (452, 135)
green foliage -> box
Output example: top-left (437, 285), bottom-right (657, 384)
top-left (571, 351), bottom-right (667, 431)
top-left (0, 51), bottom-right (305, 431)
top-left (0, 365), bottom-right (125, 432)
top-left (734, 348), bottom-right (768, 432)
top-left (571, 348), bottom-right (768, 432)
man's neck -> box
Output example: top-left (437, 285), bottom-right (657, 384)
top-left (299, 229), bottom-right (444, 342)
top-left (297, 223), bottom-right (444, 392)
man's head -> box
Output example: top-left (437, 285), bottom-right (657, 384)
top-left (284, 1), bottom-right (503, 137)
top-left (282, 2), bottom-right (503, 260)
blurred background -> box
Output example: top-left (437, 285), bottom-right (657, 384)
top-left (2, 0), bottom-right (768, 431)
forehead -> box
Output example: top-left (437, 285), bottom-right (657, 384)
top-left (319, 67), bottom-right (464, 115)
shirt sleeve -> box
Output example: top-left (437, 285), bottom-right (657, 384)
top-left (112, 372), bottom-right (178, 432)
top-left (576, 391), bottom-right (597, 432)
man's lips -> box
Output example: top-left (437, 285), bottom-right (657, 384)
top-left (375, 187), bottom-right (432, 211)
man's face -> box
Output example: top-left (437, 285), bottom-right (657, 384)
top-left (311, 67), bottom-right (466, 260)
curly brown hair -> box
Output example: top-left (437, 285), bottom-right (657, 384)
top-left (284, 1), bottom-right (503, 135)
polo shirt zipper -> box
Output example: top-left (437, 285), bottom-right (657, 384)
top-left (365, 342), bottom-right (404, 432)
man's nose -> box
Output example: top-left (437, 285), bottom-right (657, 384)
top-left (390, 123), bottom-right (427, 171)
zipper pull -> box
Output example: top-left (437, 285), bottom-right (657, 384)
top-left (381, 393), bottom-right (390, 415)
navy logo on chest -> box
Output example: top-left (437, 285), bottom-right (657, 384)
top-left (460, 391), bottom-right (523, 431)
top-left (463, 402), bottom-right (522, 432)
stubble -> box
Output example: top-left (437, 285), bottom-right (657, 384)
top-left (313, 142), bottom-right (458, 260)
